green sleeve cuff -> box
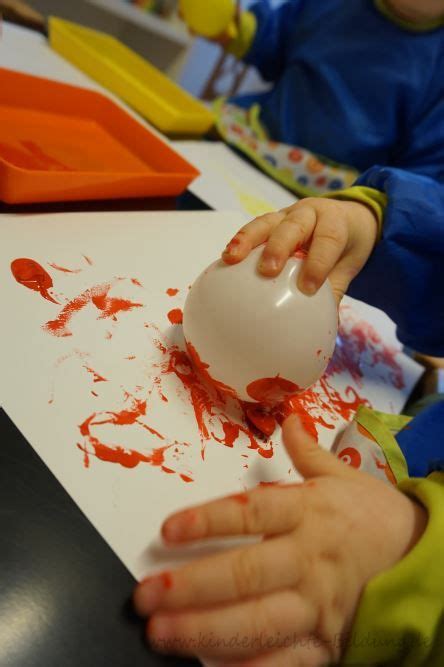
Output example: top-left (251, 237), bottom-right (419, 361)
top-left (374, 0), bottom-right (444, 32)
top-left (226, 10), bottom-right (257, 59)
top-left (343, 472), bottom-right (444, 666)
top-left (321, 185), bottom-right (387, 240)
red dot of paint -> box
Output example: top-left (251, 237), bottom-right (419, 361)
top-left (167, 308), bottom-right (183, 325)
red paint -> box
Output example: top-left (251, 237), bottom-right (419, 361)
top-left (11, 258), bottom-right (59, 304)
top-left (166, 288), bottom-right (179, 296)
top-left (316, 349), bottom-right (322, 357)
top-left (327, 306), bottom-right (405, 389)
top-left (131, 278), bottom-right (143, 287)
top-left (48, 262), bottom-right (81, 274)
top-left (84, 366), bottom-right (107, 383)
top-left (167, 308), bottom-right (183, 325)
top-left (231, 492), bottom-right (249, 504)
top-left (244, 406), bottom-right (277, 437)
top-left (91, 391), bottom-right (98, 397)
top-left (246, 376), bottom-right (301, 406)
top-left (44, 282), bottom-right (143, 337)
top-left (186, 341), bottom-right (238, 399)
top-left (338, 447), bottom-right (361, 468)
top-left (160, 572), bottom-right (173, 589)
top-left (83, 255), bottom-right (93, 265)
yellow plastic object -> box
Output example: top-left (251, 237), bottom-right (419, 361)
top-left (48, 17), bottom-right (214, 136)
top-left (179, 0), bottom-right (237, 39)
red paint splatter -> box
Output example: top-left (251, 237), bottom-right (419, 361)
top-left (180, 474), bottom-right (193, 483)
top-left (84, 366), bottom-right (107, 383)
top-left (327, 306), bottom-right (405, 389)
top-left (167, 308), bottom-right (183, 325)
top-left (186, 341), bottom-right (238, 399)
top-left (131, 278), bottom-right (143, 287)
top-left (244, 406), bottom-right (277, 437)
top-left (48, 262), bottom-right (81, 274)
top-left (11, 258), bottom-right (59, 304)
top-left (247, 376), bottom-right (301, 406)
top-left (160, 572), bottom-right (173, 589)
top-left (230, 492), bottom-right (249, 504)
top-left (44, 282), bottom-right (143, 337)
top-left (91, 391), bottom-right (98, 397)
top-left (166, 288), bottom-right (179, 296)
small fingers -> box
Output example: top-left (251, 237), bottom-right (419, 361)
top-left (222, 211), bottom-right (286, 265)
top-left (146, 589), bottom-right (317, 660)
top-left (161, 485), bottom-right (303, 543)
top-left (258, 206), bottom-right (316, 277)
top-left (134, 535), bottom-right (304, 615)
top-left (297, 212), bottom-right (348, 296)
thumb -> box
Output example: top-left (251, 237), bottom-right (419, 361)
top-left (282, 415), bottom-right (353, 480)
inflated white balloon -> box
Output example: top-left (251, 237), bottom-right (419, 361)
top-left (183, 246), bottom-right (338, 405)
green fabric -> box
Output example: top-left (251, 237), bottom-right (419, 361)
top-left (343, 472), bottom-right (444, 666)
top-left (356, 406), bottom-right (411, 483)
top-left (226, 10), bottom-right (257, 59)
top-left (374, 0), bottom-right (444, 32)
top-left (322, 186), bottom-right (387, 240)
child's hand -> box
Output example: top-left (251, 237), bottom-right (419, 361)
top-left (134, 416), bottom-right (426, 665)
top-left (222, 198), bottom-right (379, 304)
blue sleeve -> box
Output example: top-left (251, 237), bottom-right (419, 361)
top-left (347, 166), bottom-right (444, 357)
top-left (397, 74), bottom-right (444, 184)
top-left (244, 0), bottom-right (304, 81)
top-left (396, 401), bottom-right (444, 478)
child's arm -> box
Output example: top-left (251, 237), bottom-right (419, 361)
top-left (346, 167), bottom-right (444, 357)
top-left (133, 415), bottom-right (435, 665)
top-left (223, 168), bottom-right (444, 356)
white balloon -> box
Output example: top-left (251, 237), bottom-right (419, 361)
top-left (183, 246), bottom-right (338, 405)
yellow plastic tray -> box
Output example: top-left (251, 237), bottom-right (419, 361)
top-left (49, 16), bottom-right (214, 136)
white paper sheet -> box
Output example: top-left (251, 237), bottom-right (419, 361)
top-left (174, 141), bottom-right (296, 218)
top-left (0, 211), bottom-right (422, 581)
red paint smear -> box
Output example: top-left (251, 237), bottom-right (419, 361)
top-left (160, 572), bottom-right (173, 589)
top-left (180, 474), bottom-right (193, 483)
top-left (91, 391), bottom-right (98, 397)
top-left (327, 306), bottom-right (405, 389)
top-left (131, 278), bottom-right (143, 287)
top-left (247, 376), bottom-right (301, 406)
top-left (48, 262), bottom-right (81, 274)
top-left (231, 492), bottom-right (249, 504)
top-left (83, 255), bottom-right (93, 265)
top-left (44, 282), bottom-right (143, 337)
top-left (186, 341), bottom-right (238, 400)
top-left (167, 308), bottom-right (183, 325)
top-left (84, 366), bottom-right (107, 383)
top-left (244, 406), bottom-right (277, 437)
top-left (166, 288), bottom-right (179, 296)
top-left (77, 397), bottom-right (177, 471)
top-left (162, 345), bottom-right (273, 460)
top-left (11, 258), bottom-right (59, 304)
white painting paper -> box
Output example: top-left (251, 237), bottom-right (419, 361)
top-left (174, 141), bottom-right (296, 218)
top-left (0, 211), bottom-right (422, 582)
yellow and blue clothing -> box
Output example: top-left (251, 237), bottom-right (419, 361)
top-left (225, 5), bottom-right (444, 662)
top-left (234, 0), bottom-right (444, 181)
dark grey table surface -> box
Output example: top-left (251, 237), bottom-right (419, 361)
top-left (0, 192), bottom-right (206, 667)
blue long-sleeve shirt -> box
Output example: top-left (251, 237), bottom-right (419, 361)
top-left (234, 1), bottom-right (444, 357)
top-left (235, 0), bottom-right (444, 181)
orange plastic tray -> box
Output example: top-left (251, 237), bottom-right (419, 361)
top-left (0, 68), bottom-right (199, 204)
